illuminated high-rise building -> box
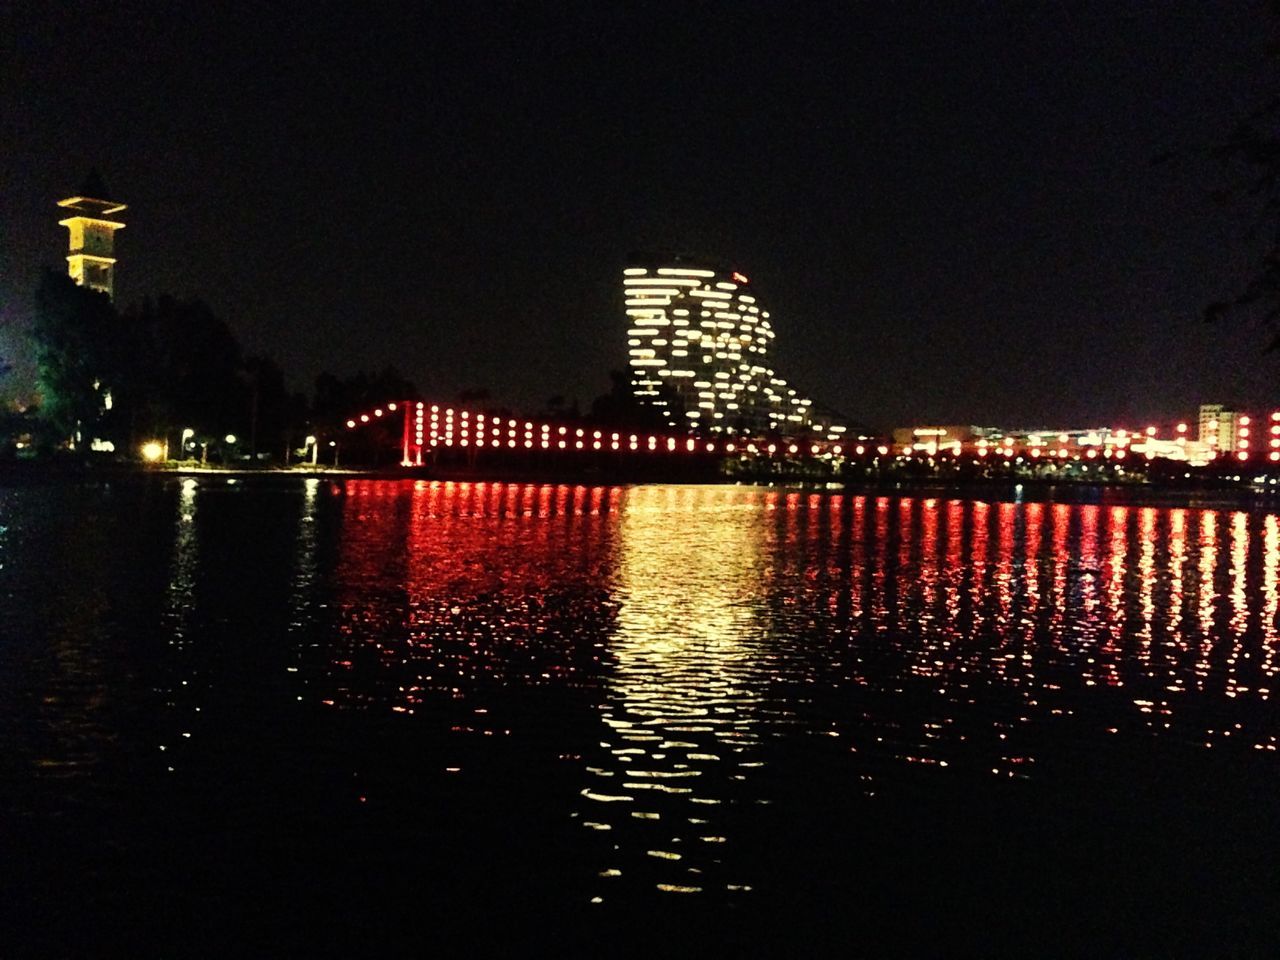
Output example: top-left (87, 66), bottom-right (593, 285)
top-left (1197, 403), bottom-right (1237, 454)
top-left (57, 170), bottom-right (126, 299)
top-left (623, 256), bottom-right (844, 438)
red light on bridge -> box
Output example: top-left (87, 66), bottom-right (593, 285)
top-left (346, 420), bottom-right (356, 428)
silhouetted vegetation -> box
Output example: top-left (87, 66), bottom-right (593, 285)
top-left (24, 270), bottom-right (422, 465)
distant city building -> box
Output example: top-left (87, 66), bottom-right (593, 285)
top-left (890, 425), bottom-right (990, 452)
top-left (57, 170), bottom-right (126, 299)
top-left (887, 406), bottom-right (1280, 466)
top-left (1197, 403), bottom-right (1238, 454)
top-left (623, 255), bottom-right (845, 439)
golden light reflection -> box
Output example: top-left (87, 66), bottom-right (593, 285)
top-left (580, 485), bottom-right (769, 901)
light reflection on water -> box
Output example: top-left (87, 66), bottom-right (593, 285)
top-left (582, 486), bottom-right (774, 899)
top-left (277, 482), bottom-right (1280, 895)
top-left (5, 478), bottom-right (1280, 941)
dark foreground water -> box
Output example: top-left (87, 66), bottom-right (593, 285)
top-left (2, 478), bottom-right (1279, 955)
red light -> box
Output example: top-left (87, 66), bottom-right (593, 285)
top-left (732, 271), bottom-right (749, 284)
top-left (360, 414), bottom-right (369, 423)
top-left (346, 420), bottom-right (356, 428)
top-left (1238, 451), bottom-right (1249, 461)
top-left (1240, 416), bottom-right (1251, 426)
top-left (388, 403), bottom-right (397, 411)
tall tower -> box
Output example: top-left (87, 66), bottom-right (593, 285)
top-left (57, 170), bottom-right (126, 299)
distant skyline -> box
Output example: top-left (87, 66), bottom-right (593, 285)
top-left (2, 2), bottom-right (1278, 429)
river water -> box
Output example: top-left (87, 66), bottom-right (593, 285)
top-left (2, 478), bottom-right (1278, 953)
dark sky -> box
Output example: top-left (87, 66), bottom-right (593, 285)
top-left (2, 1), bottom-right (1277, 429)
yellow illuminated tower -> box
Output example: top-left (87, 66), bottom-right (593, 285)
top-left (57, 170), bottom-right (126, 299)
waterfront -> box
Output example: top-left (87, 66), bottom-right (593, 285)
top-left (3, 478), bottom-right (1279, 953)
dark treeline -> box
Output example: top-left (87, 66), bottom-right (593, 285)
top-left (9, 270), bottom-right (662, 466)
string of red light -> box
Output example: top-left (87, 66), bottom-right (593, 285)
top-left (343, 401), bottom-right (849, 461)
top-left (343, 403), bottom-right (1280, 465)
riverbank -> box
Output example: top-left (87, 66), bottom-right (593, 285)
top-left (3, 458), bottom-right (1280, 511)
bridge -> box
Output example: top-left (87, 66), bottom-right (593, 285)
top-left (343, 400), bottom-right (858, 468)
top-left (339, 400), bottom-right (1277, 487)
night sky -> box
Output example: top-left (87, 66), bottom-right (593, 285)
top-left (2, 2), bottom-right (1277, 430)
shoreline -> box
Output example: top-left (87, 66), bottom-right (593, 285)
top-left (2, 459), bottom-right (1279, 510)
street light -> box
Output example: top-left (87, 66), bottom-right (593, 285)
top-left (305, 434), bottom-right (318, 466)
top-left (224, 434), bottom-right (237, 445)
top-left (141, 441), bottom-right (164, 462)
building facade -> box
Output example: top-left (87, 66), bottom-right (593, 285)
top-left (623, 255), bottom-right (843, 439)
top-left (58, 170), bottom-right (126, 299)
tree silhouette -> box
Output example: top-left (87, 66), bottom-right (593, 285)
top-left (32, 270), bottom-right (121, 446)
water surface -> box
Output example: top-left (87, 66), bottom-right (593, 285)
top-left (2, 480), bottom-right (1278, 953)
